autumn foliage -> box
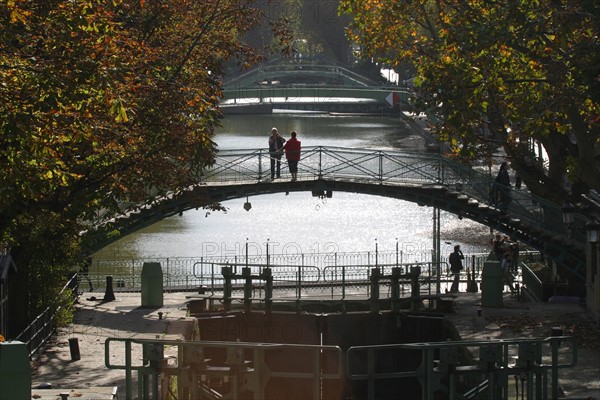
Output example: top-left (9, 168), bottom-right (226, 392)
top-left (340, 0), bottom-right (599, 203)
top-left (0, 0), bottom-right (288, 331)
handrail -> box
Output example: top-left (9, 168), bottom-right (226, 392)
top-left (200, 146), bottom-right (556, 225)
top-left (224, 62), bottom-right (384, 89)
top-left (105, 337), bottom-right (343, 400)
top-left (91, 146), bottom-right (567, 237)
top-left (346, 336), bottom-right (577, 400)
top-left (85, 146), bottom-right (583, 281)
top-left (521, 263), bottom-right (544, 301)
top-left (87, 252), bottom-right (482, 294)
top-left (14, 274), bottom-right (78, 357)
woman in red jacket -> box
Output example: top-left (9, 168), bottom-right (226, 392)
top-left (283, 131), bottom-right (301, 181)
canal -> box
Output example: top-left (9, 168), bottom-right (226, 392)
top-left (94, 113), bottom-right (491, 263)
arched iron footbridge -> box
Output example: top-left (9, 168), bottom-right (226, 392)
top-left (85, 147), bottom-right (585, 281)
top-left (221, 63), bottom-right (409, 114)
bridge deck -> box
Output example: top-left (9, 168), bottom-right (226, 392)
top-left (86, 147), bottom-right (585, 282)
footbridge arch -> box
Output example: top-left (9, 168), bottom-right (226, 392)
top-left (221, 62), bottom-right (410, 114)
top-left (85, 147), bottom-right (585, 281)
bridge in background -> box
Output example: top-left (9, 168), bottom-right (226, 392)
top-left (85, 147), bottom-right (585, 282)
top-left (221, 62), bottom-right (410, 114)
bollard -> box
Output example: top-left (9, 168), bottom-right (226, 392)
top-left (68, 337), bottom-right (81, 361)
top-left (0, 341), bottom-right (31, 400)
top-left (141, 262), bottom-right (163, 307)
top-left (481, 261), bottom-right (503, 307)
top-left (103, 276), bottom-right (116, 302)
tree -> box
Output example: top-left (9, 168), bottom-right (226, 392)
top-left (0, 0), bottom-right (289, 334)
top-left (339, 0), bottom-right (599, 205)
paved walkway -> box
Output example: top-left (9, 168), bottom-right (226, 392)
top-left (31, 289), bottom-right (599, 399)
top-left (447, 291), bottom-right (600, 399)
top-left (31, 292), bottom-right (195, 399)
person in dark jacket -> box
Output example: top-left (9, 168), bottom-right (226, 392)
top-left (268, 127), bottom-right (285, 179)
top-left (493, 162), bottom-right (512, 211)
top-left (449, 245), bottom-right (464, 293)
top-left (283, 130), bottom-right (301, 181)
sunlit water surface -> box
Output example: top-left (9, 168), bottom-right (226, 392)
top-left (96, 114), bottom-right (490, 261)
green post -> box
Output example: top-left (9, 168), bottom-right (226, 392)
top-left (390, 267), bottom-right (401, 312)
top-left (141, 262), bottom-right (163, 307)
top-left (481, 261), bottom-right (503, 307)
top-left (369, 268), bottom-right (381, 313)
top-left (0, 341), bottom-right (31, 400)
top-left (222, 266), bottom-right (233, 312)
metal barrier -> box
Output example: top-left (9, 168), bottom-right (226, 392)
top-left (346, 336), bottom-right (577, 400)
top-left (85, 251), bottom-right (492, 294)
top-left (105, 337), bottom-right (343, 400)
top-left (104, 335), bottom-right (575, 400)
top-left (522, 263), bottom-right (544, 301)
top-left (14, 274), bottom-right (78, 357)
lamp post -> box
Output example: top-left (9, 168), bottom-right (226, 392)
top-left (562, 202), bottom-right (576, 233)
top-left (586, 221), bottom-right (600, 244)
top-left (561, 203), bottom-right (600, 323)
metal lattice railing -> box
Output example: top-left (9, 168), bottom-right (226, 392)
top-left (14, 274), bottom-right (78, 357)
top-left (82, 250), bottom-right (509, 299)
top-left (199, 146), bottom-right (557, 225)
top-left (90, 147), bottom-right (570, 245)
top-left (86, 147), bottom-right (582, 281)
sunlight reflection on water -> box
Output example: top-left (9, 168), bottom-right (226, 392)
top-left (96, 114), bottom-right (490, 261)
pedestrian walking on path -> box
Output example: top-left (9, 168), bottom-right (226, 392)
top-left (493, 162), bottom-right (512, 211)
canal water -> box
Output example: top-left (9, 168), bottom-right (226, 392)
top-left (94, 113), bottom-right (491, 262)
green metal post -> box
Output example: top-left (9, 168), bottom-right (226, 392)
top-left (411, 266), bottom-right (421, 311)
top-left (223, 266), bottom-right (233, 311)
top-left (243, 267), bottom-right (252, 313)
top-left (0, 341), bottom-right (31, 400)
top-left (369, 268), bottom-right (380, 313)
top-left (262, 267), bottom-right (273, 314)
top-left (391, 267), bottom-right (401, 312)
top-left (141, 262), bottom-right (163, 307)
top-left (125, 340), bottom-right (132, 400)
top-left (481, 261), bottom-right (503, 307)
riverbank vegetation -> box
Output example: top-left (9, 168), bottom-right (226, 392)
top-left (0, 0), bottom-right (291, 335)
top-left (340, 1), bottom-right (599, 206)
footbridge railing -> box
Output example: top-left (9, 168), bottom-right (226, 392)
top-left (223, 62), bottom-right (386, 89)
top-left (201, 146), bottom-right (557, 228)
top-left (88, 147), bottom-right (582, 280)
top-left (93, 147), bottom-right (571, 243)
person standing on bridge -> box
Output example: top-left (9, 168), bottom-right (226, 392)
top-left (269, 127), bottom-right (285, 179)
top-left (283, 130), bottom-right (301, 181)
